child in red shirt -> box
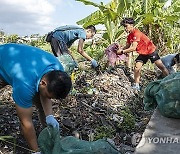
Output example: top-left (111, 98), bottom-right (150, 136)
top-left (117, 18), bottom-right (169, 90)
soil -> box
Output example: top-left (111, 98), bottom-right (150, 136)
top-left (0, 65), bottom-right (157, 154)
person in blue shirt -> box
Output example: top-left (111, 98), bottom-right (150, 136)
top-left (161, 53), bottom-right (179, 74)
top-left (156, 53), bottom-right (179, 78)
top-left (0, 43), bottom-right (72, 152)
top-left (46, 25), bottom-right (99, 68)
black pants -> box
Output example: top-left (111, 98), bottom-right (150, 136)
top-left (50, 37), bottom-right (69, 57)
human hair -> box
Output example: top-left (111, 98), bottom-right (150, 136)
top-left (46, 70), bottom-right (72, 99)
top-left (175, 53), bottom-right (180, 63)
top-left (171, 53), bottom-right (180, 66)
top-left (85, 25), bottom-right (97, 34)
top-left (121, 18), bottom-right (135, 26)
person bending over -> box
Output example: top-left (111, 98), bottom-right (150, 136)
top-left (156, 53), bottom-right (180, 78)
top-left (0, 43), bottom-right (72, 153)
top-left (46, 25), bottom-right (99, 69)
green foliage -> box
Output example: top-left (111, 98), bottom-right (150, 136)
top-left (0, 136), bottom-right (14, 141)
top-left (76, 0), bottom-right (180, 55)
top-left (38, 43), bottom-right (51, 52)
top-left (0, 30), bottom-right (5, 36)
top-left (6, 34), bottom-right (19, 43)
top-left (76, 0), bottom-right (126, 44)
top-left (137, 0), bottom-right (180, 52)
top-left (94, 126), bottom-right (115, 140)
top-left (118, 107), bottom-right (135, 132)
top-left (77, 10), bottom-right (105, 28)
top-left (70, 42), bottom-right (105, 63)
top-left (30, 36), bottom-right (50, 51)
top-left (85, 45), bottom-right (105, 61)
top-left (30, 40), bottom-right (37, 46)
top-left (0, 136), bottom-right (16, 152)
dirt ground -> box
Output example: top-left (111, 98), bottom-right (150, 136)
top-left (0, 65), bottom-right (156, 154)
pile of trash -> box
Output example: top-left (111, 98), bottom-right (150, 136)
top-left (74, 66), bottom-right (135, 108)
top-left (56, 65), bottom-right (155, 152)
top-left (0, 65), bottom-right (156, 153)
top-left (0, 86), bottom-right (13, 103)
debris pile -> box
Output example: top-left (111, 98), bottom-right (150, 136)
top-left (0, 86), bottom-right (13, 103)
top-left (0, 65), bottom-right (156, 153)
top-left (57, 66), bottom-right (155, 152)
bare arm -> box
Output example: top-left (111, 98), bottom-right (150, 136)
top-left (15, 105), bottom-right (39, 152)
top-left (40, 95), bottom-right (53, 116)
top-left (123, 43), bottom-right (131, 50)
top-left (117, 42), bottom-right (138, 54)
top-left (39, 94), bottom-right (60, 129)
top-left (77, 39), bottom-right (93, 61)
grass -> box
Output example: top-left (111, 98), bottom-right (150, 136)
top-left (38, 43), bottom-right (51, 52)
top-left (0, 136), bottom-right (16, 153)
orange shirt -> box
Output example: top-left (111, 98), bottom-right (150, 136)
top-left (127, 29), bottom-right (156, 55)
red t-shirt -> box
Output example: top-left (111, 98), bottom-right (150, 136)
top-left (127, 29), bottom-right (156, 55)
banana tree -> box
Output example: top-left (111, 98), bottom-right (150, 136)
top-left (76, 0), bottom-right (140, 45)
top-left (76, 0), bottom-right (179, 53)
top-left (139, 0), bottom-right (180, 51)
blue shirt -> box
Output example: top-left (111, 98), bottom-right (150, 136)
top-left (0, 43), bottom-right (64, 108)
top-left (161, 54), bottom-right (176, 74)
top-left (52, 28), bottom-right (86, 48)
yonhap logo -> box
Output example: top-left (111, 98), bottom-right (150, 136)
top-left (147, 137), bottom-right (179, 144)
top-left (134, 135), bottom-right (180, 148)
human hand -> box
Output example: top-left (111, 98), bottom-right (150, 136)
top-left (118, 47), bottom-right (124, 55)
top-left (91, 59), bottom-right (99, 68)
top-left (111, 43), bottom-right (119, 53)
top-left (73, 60), bottom-right (78, 70)
top-left (46, 115), bottom-right (59, 130)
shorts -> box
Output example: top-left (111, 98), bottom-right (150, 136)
top-left (135, 50), bottom-right (160, 64)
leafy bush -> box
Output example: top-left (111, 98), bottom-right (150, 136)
top-left (118, 108), bottom-right (135, 132)
top-left (94, 126), bottom-right (115, 140)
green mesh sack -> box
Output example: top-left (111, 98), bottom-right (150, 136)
top-left (38, 126), bottom-right (120, 154)
top-left (143, 80), bottom-right (161, 110)
top-left (144, 72), bottom-right (180, 118)
top-left (57, 53), bottom-right (78, 75)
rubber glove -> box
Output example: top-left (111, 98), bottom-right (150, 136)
top-left (91, 59), bottom-right (98, 68)
top-left (46, 115), bottom-right (59, 130)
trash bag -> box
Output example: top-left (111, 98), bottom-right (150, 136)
top-left (105, 43), bottom-right (128, 67)
top-left (38, 126), bottom-right (120, 154)
top-left (144, 72), bottom-right (180, 118)
top-left (57, 53), bottom-right (78, 75)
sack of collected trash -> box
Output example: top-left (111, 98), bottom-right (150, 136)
top-left (144, 72), bottom-right (180, 118)
top-left (38, 126), bottom-right (120, 154)
top-left (105, 43), bottom-right (128, 67)
top-left (57, 53), bottom-right (78, 75)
